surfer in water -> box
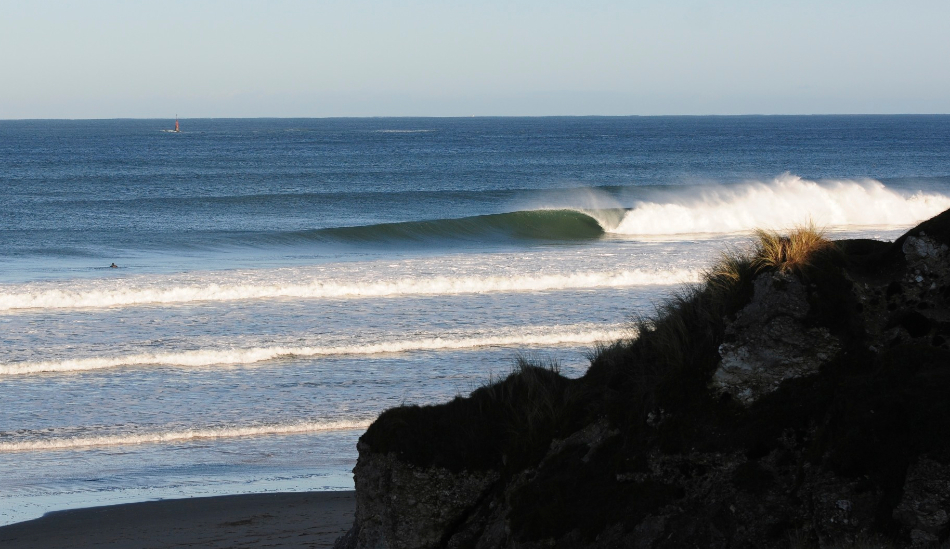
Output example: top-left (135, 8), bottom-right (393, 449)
top-left (110, 263), bottom-right (118, 268)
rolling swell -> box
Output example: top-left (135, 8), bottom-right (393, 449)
top-left (278, 209), bottom-right (606, 246)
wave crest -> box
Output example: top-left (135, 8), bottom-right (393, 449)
top-left (0, 324), bottom-right (629, 376)
top-left (610, 175), bottom-right (950, 236)
top-left (0, 269), bottom-right (697, 312)
top-left (0, 420), bottom-right (370, 452)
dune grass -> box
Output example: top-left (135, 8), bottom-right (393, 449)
top-left (753, 223), bottom-right (834, 274)
top-left (362, 358), bottom-right (588, 472)
top-left (586, 224), bottom-right (840, 435)
top-left (362, 225), bottom-right (838, 469)
top-left (584, 247), bottom-right (760, 433)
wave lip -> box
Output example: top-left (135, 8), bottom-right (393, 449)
top-left (0, 324), bottom-right (631, 376)
top-left (0, 419), bottom-right (371, 453)
top-left (0, 269), bottom-right (698, 312)
top-left (610, 175), bottom-right (950, 236)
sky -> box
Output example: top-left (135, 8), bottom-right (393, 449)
top-left (1, 0), bottom-right (948, 118)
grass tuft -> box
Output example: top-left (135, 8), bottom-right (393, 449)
top-left (753, 223), bottom-right (834, 274)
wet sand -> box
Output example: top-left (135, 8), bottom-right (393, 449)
top-left (0, 491), bottom-right (355, 549)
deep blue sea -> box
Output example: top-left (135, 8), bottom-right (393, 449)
top-left (2, 116), bottom-right (949, 524)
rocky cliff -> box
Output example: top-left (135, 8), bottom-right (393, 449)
top-left (336, 210), bottom-right (950, 549)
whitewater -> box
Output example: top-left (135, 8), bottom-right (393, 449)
top-left (0, 268), bottom-right (698, 311)
top-left (0, 324), bottom-right (630, 375)
top-left (608, 175), bottom-right (950, 235)
top-left (0, 420), bottom-right (374, 453)
top-left (2, 115), bottom-right (949, 527)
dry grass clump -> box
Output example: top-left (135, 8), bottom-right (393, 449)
top-left (587, 223), bottom-right (842, 430)
top-left (753, 223), bottom-right (834, 274)
top-left (639, 224), bottom-right (835, 373)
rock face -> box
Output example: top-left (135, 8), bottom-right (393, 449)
top-left (713, 271), bottom-right (841, 404)
top-left (336, 442), bottom-right (499, 549)
top-left (893, 457), bottom-right (950, 546)
top-left (336, 210), bottom-right (950, 549)
top-left (903, 233), bottom-right (949, 264)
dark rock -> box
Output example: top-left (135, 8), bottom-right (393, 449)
top-left (887, 281), bottom-right (904, 298)
top-left (712, 271), bottom-right (840, 404)
top-left (893, 457), bottom-right (950, 546)
top-left (335, 209), bottom-right (950, 549)
top-left (338, 441), bottom-right (499, 549)
top-left (899, 311), bottom-right (934, 338)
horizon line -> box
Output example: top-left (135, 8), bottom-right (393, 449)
top-left (3, 113), bottom-right (950, 122)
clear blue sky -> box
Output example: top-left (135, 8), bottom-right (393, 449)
top-left (2, 0), bottom-right (948, 118)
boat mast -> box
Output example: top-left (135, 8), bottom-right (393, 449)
top-left (175, 115), bottom-right (180, 132)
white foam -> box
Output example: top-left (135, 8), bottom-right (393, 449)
top-left (611, 175), bottom-right (950, 236)
top-left (0, 269), bottom-right (697, 312)
top-left (0, 325), bottom-right (630, 376)
top-left (0, 420), bottom-right (371, 452)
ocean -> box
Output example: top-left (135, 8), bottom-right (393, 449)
top-left (2, 115), bottom-right (949, 525)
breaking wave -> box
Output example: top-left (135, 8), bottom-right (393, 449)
top-left (610, 175), bottom-right (950, 236)
top-left (0, 269), bottom-right (697, 312)
top-left (0, 324), bottom-right (629, 376)
top-left (276, 177), bottom-right (949, 244)
top-left (30, 178), bottom-right (944, 252)
top-left (0, 420), bottom-right (371, 452)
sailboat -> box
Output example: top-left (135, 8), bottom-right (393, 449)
top-left (162, 116), bottom-right (181, 133)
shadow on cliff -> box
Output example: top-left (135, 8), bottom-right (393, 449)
top-left (340, 209), bottom-right (950, 549)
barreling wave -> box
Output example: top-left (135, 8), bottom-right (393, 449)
top-left (292, 176), bottom-right (950, 245)
top-left (293, 209), bottom-right (607, 245)
top-left (0, 269), bottom-right (697, 312)
top-left (0, 324), bottom-right (629, 376)
top-left (0, 419), bottom-right (371, 452)
top-left (610, 175), bottom-right (950, 236)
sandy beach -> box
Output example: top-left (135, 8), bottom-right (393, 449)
top-left (0, 491), bottom-right (354, 549)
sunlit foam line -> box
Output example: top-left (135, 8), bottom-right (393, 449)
top-left (0, 269), bottom-right (699, 312)
top-left (608, 176), bottom-right (950, 236)
top-left (0, 328), bottom-right (631, 376)
top-left (0, 420), bottom-right (372, 452)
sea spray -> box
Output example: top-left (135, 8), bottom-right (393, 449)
top-left (611, 176), bottom-right (950, 236)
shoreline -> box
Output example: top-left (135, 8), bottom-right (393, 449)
top-left (0, 491), bottom-right (354, 549)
